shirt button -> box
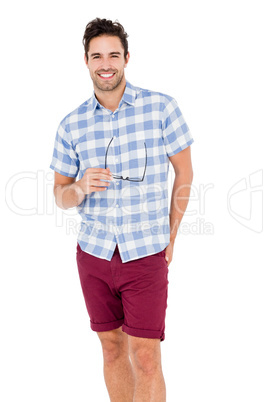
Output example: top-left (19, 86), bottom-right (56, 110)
top-left (112, 114), bottom-right (115, 118)
top-left (116, 204), bottom-right (119, 207)
top-left (115, 158), bottom-right (119, 162)
top-left (116, 182), bottom-right (119, 186)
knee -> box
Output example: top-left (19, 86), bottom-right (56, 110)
top-left (130, 346), bottom-right (161, 375)
top-left (99, 333), bottom-right (127, 364)
top-left (102, 341), bottom-right (122, 363)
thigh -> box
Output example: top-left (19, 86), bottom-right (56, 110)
top-left (120, 250), bottom-right (169, 342)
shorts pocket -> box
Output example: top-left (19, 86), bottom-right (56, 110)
top-left (153, 249), bottom-right (166, 257)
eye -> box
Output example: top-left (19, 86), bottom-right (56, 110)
top-left (111, 55), bottom-right (119, 58)
top-left (93, 56), bottom-right (100, 59)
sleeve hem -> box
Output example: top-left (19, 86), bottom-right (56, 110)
top-left (49, 165), bottom-right (78, 178)
top-left (167, 138), bottom-right (194, 157)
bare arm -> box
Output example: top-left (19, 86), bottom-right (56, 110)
top-left (53, 168), bottom-right (113, 210)
top-left (169, 146), bottom-right (194, 243)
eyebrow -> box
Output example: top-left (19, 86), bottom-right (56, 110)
top-left (90, 51), bottom-right (122, 58)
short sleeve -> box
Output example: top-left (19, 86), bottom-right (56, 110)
top-left (49, 122), bottom-right (79, 177)
top-left (162, 97), bottom-right (194, 157)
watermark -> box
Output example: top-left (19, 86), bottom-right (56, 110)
top-left (4, 169), bottom-right (214, 235)
top-left (227, 169), bottom-right (263, 233)
top-left (65, 218), bottom-right (166, 237)
top-left (5, 168), bottom-right (263, 235)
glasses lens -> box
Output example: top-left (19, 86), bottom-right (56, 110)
top-left (106, 141), bottom-right (146, 181)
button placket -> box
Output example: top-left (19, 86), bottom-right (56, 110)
top-left (109, 113), bottom-right (121, 214)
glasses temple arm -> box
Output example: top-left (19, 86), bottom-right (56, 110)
top-left (105, 136), bottom-right (114, 168)
top-left (141, 142), bottom-right (147, 181)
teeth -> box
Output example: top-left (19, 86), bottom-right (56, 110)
top-left (100, 73), bottom-right (114, 77)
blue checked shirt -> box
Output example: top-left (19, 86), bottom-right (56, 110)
top-left (50, 80), bottom-right (194, 263)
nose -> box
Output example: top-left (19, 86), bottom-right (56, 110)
top-left (99, 57), bottom-right (114, 72)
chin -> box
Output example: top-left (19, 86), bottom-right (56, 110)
top-left (97, 78), bottom-right (123, 92)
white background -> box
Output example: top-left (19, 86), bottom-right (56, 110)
top-left (1, 0), bottom-right (267, 401)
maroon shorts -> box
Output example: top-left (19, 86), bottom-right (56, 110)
top-left (76, 243), bottom-right (169, 342)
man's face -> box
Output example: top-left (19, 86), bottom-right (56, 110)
top-left (85, 35), bottom-right (129, 92)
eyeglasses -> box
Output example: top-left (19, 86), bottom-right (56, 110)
top-left (105, 136), bottom-right (147, 182)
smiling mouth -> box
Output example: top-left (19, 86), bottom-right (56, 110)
top-left (98, 73), bottom-right (116, 80)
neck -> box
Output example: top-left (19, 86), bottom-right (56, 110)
top-left (94, 77), bottom-right (126, 112)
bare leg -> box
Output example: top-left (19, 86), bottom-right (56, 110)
top-left (129, 336), bottom-right (166, 402)
top-left (97, 326), bottom-right (135, 402)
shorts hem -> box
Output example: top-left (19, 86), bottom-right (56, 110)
top-left (122, 323), bottom-right (165, 342)
top-left (90, 318), bottom-right (124, 332)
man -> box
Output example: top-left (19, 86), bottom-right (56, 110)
top-left (50, 18), bottom-right (194, 402)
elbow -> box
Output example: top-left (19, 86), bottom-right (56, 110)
top-left (55, 198), bottom-right (67, 210)
top-left (175, 166), bottom-right (194, 183)
top-left (53, 185), bottom-right (68, 210)
top-left (190, 167), bottom-right (194, 183)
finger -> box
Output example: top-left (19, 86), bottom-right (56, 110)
top-left (89, 186), bottom-right (109, 192)
top-left (84, 168), bottom-right (113, 179)
top-left (90, 176), bottom-right (113, 183)
top-left (90, 180), bottom-right (111, 186)
top-left (87, 172), bottom-right (113, 180)
top-left (86, 168), bottom-right (111, 173)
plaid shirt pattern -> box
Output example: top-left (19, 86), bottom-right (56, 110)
top-left (50, 81), bottom-right (194, 263)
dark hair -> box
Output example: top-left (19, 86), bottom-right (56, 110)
top-left (83, 18), bottom-right (129, 61)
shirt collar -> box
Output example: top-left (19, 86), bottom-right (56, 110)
top-left (88, 80), bottom-right (137, 113)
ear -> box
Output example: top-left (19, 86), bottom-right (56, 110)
top-left (124, 52), bottom-right (130, 68)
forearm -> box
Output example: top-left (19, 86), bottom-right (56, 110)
top-left (169, 171), bottom-right (193, 243)
top-left (54, 181), bottom-right (85, 210)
